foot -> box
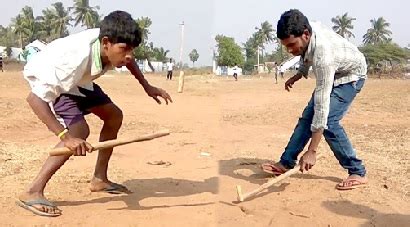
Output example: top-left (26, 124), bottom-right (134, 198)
top-left (17, 192), bottom-right (62, 217)
top-left (261, 161), bottom-right (289, 175)
top-left (90, 178), bottom-right (132, 194)
top-left (336, 175), bottom-right (368, 190)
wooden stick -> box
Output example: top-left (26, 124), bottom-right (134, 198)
top-left (49, 129), bottom-right (170, 156)
top-left (236, 155), bottom-right (323, 202)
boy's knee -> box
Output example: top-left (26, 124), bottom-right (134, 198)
top-left (104, 107), bottom-right (123, 129)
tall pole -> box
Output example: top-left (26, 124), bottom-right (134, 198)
top-left (177, 21), bottom-right (185, 93)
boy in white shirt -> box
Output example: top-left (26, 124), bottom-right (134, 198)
top-left (17, 11), bottom-right (172, 217)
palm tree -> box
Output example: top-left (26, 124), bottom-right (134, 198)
top-left (38, 8), bottom-right (55, 41)
top-left (331, 13), bottom-right (356, 39)
top-left (11, 15), bottom-right (25, 48)
top-left (52, 2), bottom-right (71, 38)
top-left (255, 21), bottom-right (275, 45)
top-left (11, 6), bottom-right (41, 47)
top-left (70, 0), bottom-right (100, 28)
top-left (254, 21), bottom-right (275, 63)
top-left (363, 17), bottom-right (392, 44)
top-left (134, 17), bottom-right (155, 71)
top-left (21, 6), bottom-right (37, 43)
top-left (136, 17), bottom-right (152, 42)
top-left (153, 47), bottom-right (170, 62)
top-left (189, 49), bottom-right (199, 67)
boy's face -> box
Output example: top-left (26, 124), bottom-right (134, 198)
top-left (102, 37), bottom-right (134, 67)
top-left (280, 29), bottom-right (310, 56)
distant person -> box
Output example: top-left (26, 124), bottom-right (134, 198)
top-left (262, 9), bottom-right (368, 190)
top-left (232, 64), bottom-right (239, 81)
top-left (274, 62), bottom-right (279, 84)
top-left (166, 58), bottom-right (174, 80)
top-left (0, 55), bottom-right (3, 72)
top-left (279, 65), bottom-right (285, 79)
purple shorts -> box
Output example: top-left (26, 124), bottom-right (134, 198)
top-left (53, 83), bottom-right (112, 127)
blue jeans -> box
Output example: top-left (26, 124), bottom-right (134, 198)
top-left (279, 79), bottom-right (366, 176)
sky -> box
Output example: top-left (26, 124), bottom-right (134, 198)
top-left (1, 0), bottom-right (409, 66)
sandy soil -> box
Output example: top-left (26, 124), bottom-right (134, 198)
top-left (0, 71), bottom-right (409, 226)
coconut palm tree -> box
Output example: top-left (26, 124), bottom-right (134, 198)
top-left (134, 17), bottom-right (155, 71)
top-left (52, 2), bottom-right (71, 38)
top-left (70, 0), bottom-right (100, 28)
top-left (153, 47), bottom-right (170, 62)
top-left (254, 21), bottom-right (275, 63)
top-left (363, 17), bottom-right (392, 44)
top-left (331, 13), bottom-right (356, 39)
top-left (11, 15), bottom-right (25, 48)
top-left (136, 17), bottom-right (152, 42)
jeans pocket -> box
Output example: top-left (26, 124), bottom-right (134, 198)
top-left (354, 79), bottom-right (365, 93)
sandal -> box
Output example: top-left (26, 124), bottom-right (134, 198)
top-left (16, 198), bottom-right (62, 217)
top-left (336, 175), bottom-right (367, 190)
top-left (261, 161), bottom-right (288, 176)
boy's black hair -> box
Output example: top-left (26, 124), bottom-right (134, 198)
top-left (99, 11), bottom-right (142, 48)
top-left (277, 9), bottom-right (312, 40)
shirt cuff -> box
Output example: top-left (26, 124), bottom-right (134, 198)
top-left (310, 124), bottom-right (327, 132)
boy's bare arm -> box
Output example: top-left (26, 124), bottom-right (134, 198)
top-left (26, 92), bottom-right (92, 155)
top-left (126, 61), bottom-right (173, 104)
top-left (26, 92), bottom-right (66, 136)
top-left (126, 60), bottom-right (149, 88)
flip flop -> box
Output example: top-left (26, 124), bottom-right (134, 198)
top-left (91, 183), bottom-right (132, 194)
top-left (336, 177), bottom-right (368, 190)
top-left (16, 198), bottom-right (62, 217)
top-left (261, 161), bottom-right (288, 176)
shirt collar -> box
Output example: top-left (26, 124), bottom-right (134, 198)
top-left (91, 39), bottom-right (103, 76)
top-left (302, 29), bottom-right (316, 63)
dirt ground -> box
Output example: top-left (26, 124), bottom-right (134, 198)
top-left (0, 71), bottom-right (409, 226)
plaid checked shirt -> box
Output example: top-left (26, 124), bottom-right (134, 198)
top-left (297, 22), bottom-right (367, 132)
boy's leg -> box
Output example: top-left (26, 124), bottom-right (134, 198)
top-left (323, 80), bottom-right (367, 188)
top-left (88, 103), bottom-right (124, 191)
top-left (262, 95), bottom-right (315, 173)
top-left (170, 71), bottom-right (173, 80)
top-left (18, 120), bottom-right (90, 215)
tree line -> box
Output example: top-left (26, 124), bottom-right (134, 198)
top-left (215, 13), bottom-right (409, 75)
top-left (0, 0), bottom-right (201, 68)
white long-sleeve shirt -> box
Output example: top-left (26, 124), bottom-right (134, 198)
top-left (23, 29), bottom-right (110, 103)
top-left (297, 22), bottom-right (367, 132)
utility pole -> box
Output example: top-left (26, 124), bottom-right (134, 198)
top-left (177, 21), bottom-right (185, 93)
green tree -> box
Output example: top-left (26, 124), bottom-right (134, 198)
top-left (70, 0), bottom-right (100, 28)
top-left (331, 12), bottom-right (356, 39)
top-left (189, 49), bottom-right (199, 67)
top-left (359, 42), bottom-right (407, 73)
top-left (38, 8), bottom-right (56, 41)
top-left (363, 17), bottom-right (392, 44)
top-left (52, 2), bottom-right (71, 38)
top-left (11, 7), bottom-right (41, 47)
top-left (0, 26), bottom-right (19, 47)
top-left (135, 17), bottom-right (152, 41)
top-left (215, 35), bottom-right (244, 67)
top-left (133, 17), bottom-right (156, 71)
top-left (254, 21), bottom-right (275, 61)
top-left (152, 47), bottom-right (169, 62)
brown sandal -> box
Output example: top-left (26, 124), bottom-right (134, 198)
top-left (336, 176), bottom-right (367, 190)
top-left (261, 161), bottom-right (288, 176)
